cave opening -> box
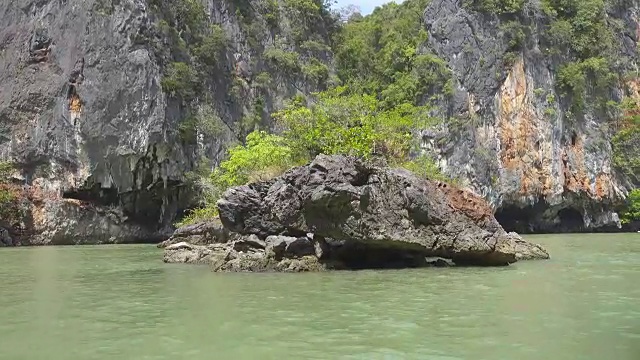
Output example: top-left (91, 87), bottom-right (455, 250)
top-left (62, 183), bottom-right (119, 207)
top-left (494, 202), bottom-right (547, 234)
top-left (327, 241), bottom-right (433, 270)
top-left (495, 202), bottom-right (586, 233)
top-left (557, 208), bottom-right (584, 232)
top-left (570, 132), bottom-right (578, 146)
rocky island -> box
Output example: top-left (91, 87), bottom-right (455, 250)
top-left (161, 155), bottom-right (549, 271)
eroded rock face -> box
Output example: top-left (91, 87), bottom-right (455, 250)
top-left (0, 0), bottom-right (334, 244)
top-left (423, 0), bottom-right (638, 233)
top-left (28, 198), bottom-right (165, 245)
top-left (216, 154), bottom-right (548, 267)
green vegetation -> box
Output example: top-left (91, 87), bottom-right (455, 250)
top-left (273, 86), bottom-right (436, 160)
top-left (176, 131), bottom-right (301, 226)
top-left (334, 0), bottom-right (452, 109)
top-left (160, 62), bottom-right (201, 101)
top-left (0, 162), bottom-right (21, 223)
top-left (178, 105), bottom-right (226, 143)
top-left (193, 25), bottom-right (229, 68)
top-left (620, 189), bottom-right (640, 224)
top-left (463, 0), bottom-right (524, 14)
top-left (178, 87), bottom-right (449, 226)
top-left (540, 0), bottom-right (618, 111)
top-left (263, 46), bottom-right (302, 73)
top-left (612, 98), bottom-right (640, 186)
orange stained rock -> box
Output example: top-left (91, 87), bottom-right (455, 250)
top-left (69, 93), bottom-right (82, 115)
top-left (436, 182), bottom-right (492, 222)
top-left (497, 58), bottom-right (552, 196)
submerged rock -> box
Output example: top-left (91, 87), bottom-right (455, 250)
top-left (214, 154), bottom-right (549, 269)
top-left (512, 234), bottom-right (551, 261)
top-left (163, 235), bottom-right (326, 272)
top-left (163, 242), bottom-right (214, 265)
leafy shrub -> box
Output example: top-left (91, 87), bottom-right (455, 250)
top-left (557, 57), bottom-right (616, 110)
top-left (213, 131), bottom-right (299, 187)
top-left (193, 25), bottom-right (229, 67)
top-left (302, 58), bottom-right (330, 84)
top-left (149, 0), bottom-right (207, 42)
top-left (161, 62), bottom-right (201, 101)
top-left (283, 0), bottom-right (320, 19)
top-left (334, 0), bottom-right (452, 108)
top-left (399, 155), bottom-right (452, 183)
top-left (300, 40), bottom-right (331, 55)
top-left (612, 126), bottom-right (640, 186)
top-left (253, 72), bottom-right (272, 89)
top-left (179, 105), bottom-right (225, 143)
top-left (176, 131), bottom-right (300, 226)
top-left (463, 0), bottom-right (525, 14)
top-left (263, 47), bottom-right (301, 73)
top-left (263, 0), bottom-right (280, 29)
top-left (273, 86), bottom-right (436, 160)
top-left (620, 189), bottom-right (640, 224)
top-left (175, 206), bottom-right (219, 227)
top-left (500, 20), bottom-right (526, 50)
top-left (0, 162), bottom-right (23, 224)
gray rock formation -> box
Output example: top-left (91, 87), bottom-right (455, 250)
top-left (28, 199), bottom-right (163, 245)
top-left (513, 235), bottom-right (550, 261)
top-left (215, 154), bottom-right (549, 267)
top-left (162, 235), bottom-right (327, 272)
top-left (0, 0), bottom-right (335, 244)
top-left (422, 0), bottom-right (639, 233)
top-left (157, 217), bottom-right (236, 248)
top-left (163, 242), bottom-right (217, 265)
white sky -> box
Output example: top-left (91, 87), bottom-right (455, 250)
top-left (333, 0), bottom-right (402, 15)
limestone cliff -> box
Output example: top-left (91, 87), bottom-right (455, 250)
top-left (1, 0), bottom-right (638, 245)
top-left (422, 0), bottom-right (640, 233)
top-left (0, 0), bottom-right (336, 244)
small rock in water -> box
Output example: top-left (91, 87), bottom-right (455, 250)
top-left (425, 257), bottom-right (455, 267)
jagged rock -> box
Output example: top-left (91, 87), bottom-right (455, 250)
top-left (512, 234), bottom-right (551, 261)
top-left (265, 235), bottom-right (292, 257)
top-left (163, 235), bottom-right (327, 272)
top-left (28, 199), bottom-right (164, 245)
top-left (157, 218), bottom-right (236, 248)
top-left (233, 234), bottom-right (266, 251)
top-left (0, 0), bottom-right (334, 245)
top-left (423, 0), bottom-right (637, 233)
top-left (163, 242), bottom-right (214, 265)
top-left (425, 257), bottom-right (455, 267)
top-left (218, 154), bottom-right (549, 267)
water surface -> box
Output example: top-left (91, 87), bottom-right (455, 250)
top-left (0, 233), bottom-right (638, 359)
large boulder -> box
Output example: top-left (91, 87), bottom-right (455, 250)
top-left (217, 154), bottom-right (549, 267)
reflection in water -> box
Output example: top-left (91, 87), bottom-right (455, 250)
top-left (0, 233), bottom-right (638, 360)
